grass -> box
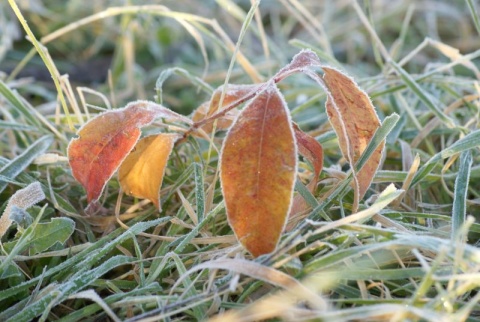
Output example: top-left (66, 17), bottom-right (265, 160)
top-left (1, 0), bottom-right (480, 321)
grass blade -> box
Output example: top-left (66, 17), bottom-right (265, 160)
top-left (193, 163), bottom-right (205, 222)
top-left (389, 61), bottom-right (455, 127)
top-left (0, 135), bottom-right (53, 194)
top-left (451, 150), bottom-right (472, 241)
top-left (412, 130), bottom-right (480, 186)
top-left (0, 80), bottom-right (42, 128)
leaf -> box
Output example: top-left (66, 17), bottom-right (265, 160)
top-left (288, 124), bottom-right (324, 230)
top-left (207, 84), bottom-right (259, 116)
top-left (293, 124), bottom-right (324, 184)
top-left (118, 133), bottom-right (179, 210)
top-left (192, 84), bottom-right (258, 134)
top-left (220, 84), bottom-right (297, 257)
top-left (28, 217), bottom-right (75, 255)
top-left (68, 104), bottom-right (157, 204)
top-left (68, 101), bottom-right (189, 206)
top-left (191, 101), bottom-right (238, 134)
top-left (274, 49), bottom-right (322, 82)
top-left (0, 182), bottom-right (45, 239)
top-left (322, 67), bottom-right (385, 211)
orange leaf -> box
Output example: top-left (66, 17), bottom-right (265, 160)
top-left (68, 101), bottom-right (189, 206)
top-left (220, 85), bottom-right (297, 257)
top-left (118, 133), bottom-right (178, 209)
top-left (322, 67), bottom-right (384, 209)
top-left (288, 124), bottom-right (324, 230)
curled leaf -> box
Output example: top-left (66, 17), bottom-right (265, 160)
top-left (119, 133), bottom-right (179, 210)
top-left (322, 67), bottom-right (385, 210)
top-left (0, 182), bottom-right (45, 239)
top-left (220, 84), bottom-right (297, 257)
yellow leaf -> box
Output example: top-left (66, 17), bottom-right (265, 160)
top-left (118, 133), bottom-right (178, 210)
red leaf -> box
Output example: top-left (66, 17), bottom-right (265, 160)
top-left (220, 84), bottom-right (297, 257)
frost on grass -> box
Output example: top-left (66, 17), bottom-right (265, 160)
top-left (0, 182), bottom-right (45, 239)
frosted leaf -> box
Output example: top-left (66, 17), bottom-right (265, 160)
top-left (0, 182), bottom-right (45, 239)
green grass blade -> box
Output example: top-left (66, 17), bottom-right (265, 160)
top-left (412, 130), bottom-right (480, 186)
top-left (0, 217), bottom-right (169, 303)
top-left (354, 113), bottom-right (399, 173)
top-left (467, 0), bottom-right (480, 35)
top-left (155, 67), bottom-right (214, 104)
top-left (193, 163), bottom-right (205, 222)
top-left (0, 135), bottom-right (53, 194)
top-left (0, 121), bottom-right (38, 131)
top-left (451, 150), bottom-right (472, 241)
top-left (389, 61), bottom-right (455, 127)
top-left (172, 200), bottom-right (225, 253)
top-left (294, 180), bottom-right (318, 208)
top-left (0, 80), bottom-right (42, 128)
top-left (0, 157), bottom-right (77, 215)
top-left (9, 255), bottom-right (135, 322)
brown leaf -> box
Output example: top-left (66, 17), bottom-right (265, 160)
top-left (220, 84), bottom-right (297, 257)
top-left (322, 67), bottom-right (384, 209)
top-left (118, 133), bottom-right (179, 209)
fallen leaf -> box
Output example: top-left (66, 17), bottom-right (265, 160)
top-left (68, 101), bottom-right (189, 206)
top-left (118, 133), bottom-right (179, 209)
top-left (322, 67), bottom-right (384, 211)
top-left (220, 84), bottom-right (297, 257)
